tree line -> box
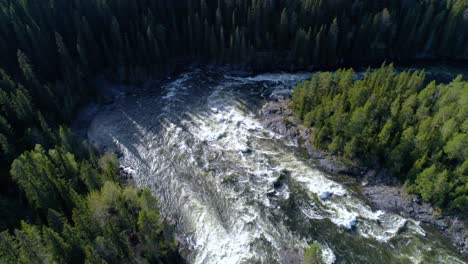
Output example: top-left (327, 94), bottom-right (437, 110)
top-left (0, 128), bottom-right (179, 263)
top-left (0, 0), bottom-right (466, 261)
top-left (1, 0), bottom-right (466, 80)
top-left (292, 64), bottom-right (467, 211)
top-left (0, 0), bottom-right (466, 177)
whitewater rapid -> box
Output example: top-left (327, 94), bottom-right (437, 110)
top-left (88, 69), bottom-right (465, 264)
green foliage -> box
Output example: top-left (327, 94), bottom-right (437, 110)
top-left (10, 145), bottom-right (84, 215)
top-left (2, 142), bottom-right (179, 263)
top-left (0, 0), bottom-right (466, 84)
top-left (304, 242), bottom-right (322, 264)
top-left (14, 222), bottom-right (50, 264)
top-left (0, 0), bottom-right (465, 261)
top-left (2, 125), bottom-right (178, 262)
top-left (292, 64), bottom-right (468, 211)
top-left (98, 153), bottom-right (120, 183)
top-left (84, 182), bottom-right (177, 263)
top-left (0, 0), bottom-right (465, 223)
top-left (0, 231), bottom-right (19, 264)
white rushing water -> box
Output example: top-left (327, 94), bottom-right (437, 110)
top-left (88, 70), bottom-right (465, 264)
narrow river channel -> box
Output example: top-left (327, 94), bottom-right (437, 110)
top-left (88, 68), bottom-right (466, 264)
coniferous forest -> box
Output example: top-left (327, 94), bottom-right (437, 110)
top-left (0, 0), bottom-right (467, 263)
top-left (292, 64), bottom-right (467, 211)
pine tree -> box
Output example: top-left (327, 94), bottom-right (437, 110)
top-left (0, 231), bottom-right (18, 264)
top-left (43, 227), bottom-right (72, 264)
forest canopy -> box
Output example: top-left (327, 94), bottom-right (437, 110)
top-left (1, 132), bottom-right (179, 263)
top-left (0, 0), bottom-right (467, 173)
top-left (0, 0), bottom-right (466, 262)
top-left (292, 64), bottom-right (467, 211)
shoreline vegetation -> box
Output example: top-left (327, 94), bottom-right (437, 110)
top-left (260, 64), bottom-right (467, 253)
top-left (1, 132), bottom-right (181, 263)
top-left (0, 0), bottom-right (467, 262)
top-left (291, 64), bottom-right (467, 212)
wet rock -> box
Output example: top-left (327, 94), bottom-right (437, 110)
top-left (263, 116), bottom-right (289, 135)
top-left (216, 132), bottom-right (227, 140)
top-left (273, 170), bottom-right (289, 191)
top-left (319, 191), bottom-right (333, 201)
top-left (435, 220), bottom-right (448, 229)
top-left (278, 248), bottom-right (303, 264)
top-left (266, 188), bottom-right (276, 197)
top-left (349, 218), bottom-right (358, 229)
top-left (318, 158), bottom-right (352, 175)
top-left (119, 166), bottom-right (134, 183)
top-left (273, 180), bottom-right (283, 190)
top-left (363, 185), bottom-right (467, 254)
top-left (240, 148), bottom-right (253, 154)
top-left (262, 103), bottom-right (282, 115)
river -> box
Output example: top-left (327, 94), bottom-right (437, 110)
top-left (87, 67), bottom-right (466, 264)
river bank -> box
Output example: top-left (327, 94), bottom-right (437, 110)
top-left (260, 94), bottom-right (467, 254)
top-left (75, 67), bottom-right (467, 262)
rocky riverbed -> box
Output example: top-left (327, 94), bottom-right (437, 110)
top-left (260, 94), bottom-right (468, 254)
top-left (81, 68), bottom-right (467, 263)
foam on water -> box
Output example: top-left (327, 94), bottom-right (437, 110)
top-left (88, 70), bottom-right (465, 264)
top-left (271, 150), bottom-right (415, 239)
top-left (321, 245), bottom-right (337, 264)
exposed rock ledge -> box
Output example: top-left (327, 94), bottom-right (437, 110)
top-left (260, 94), bottom-right (467, 255)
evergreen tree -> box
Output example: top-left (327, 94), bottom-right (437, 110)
top-left (292, 65), bottom-right (468, 211)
